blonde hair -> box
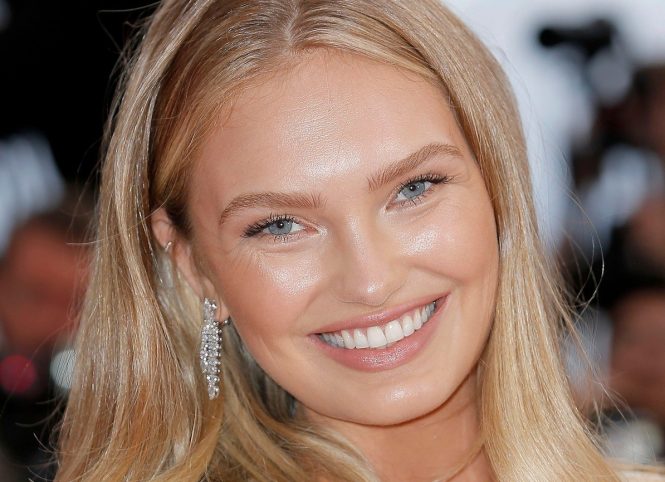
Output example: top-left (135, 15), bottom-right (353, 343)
top-left (56, 1), bottom-right (621, 480)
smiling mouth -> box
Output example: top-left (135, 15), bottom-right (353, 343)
top-left (317, 301), bottom-right (437, 350)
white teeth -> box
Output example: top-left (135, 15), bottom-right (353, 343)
top-left (401, 315), bottom-right (414, 336)
top-left (321, 301), bottom-right (438, 350)
top-left (341, 330), bottom-right (355, 349)
top-left (413, 310), bottom-right (423, 330)
top-left (353, 329), bottom-right (369, 348)
top-left (367, 326), bottom-right (388, 348)
top-left (384, 320), bottom-right (404, 343)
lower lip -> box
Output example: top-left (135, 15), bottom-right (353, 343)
top-left (310, 296), bottom-right (447, 372)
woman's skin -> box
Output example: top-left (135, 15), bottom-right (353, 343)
top-left (153, 50), bottom-right (498, 481)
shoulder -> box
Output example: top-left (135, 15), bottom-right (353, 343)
top-left (621, 467), bottom-right (665, 481)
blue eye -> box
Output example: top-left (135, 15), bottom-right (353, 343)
top-left (396, 180), bottom-right (432, 202)
top-left (265, 219), bottom-right (295, 235)
top-left (243, 215), bottom-right (305, 239)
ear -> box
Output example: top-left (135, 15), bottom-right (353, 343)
top-left (151, 208), bottom-right (229, 320)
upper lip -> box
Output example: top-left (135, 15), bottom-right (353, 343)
top-left (314, 293), bottom-right (447, 334)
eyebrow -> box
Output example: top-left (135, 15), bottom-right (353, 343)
top-left (367, 142), bottom-right (463, 192)
top-left (218, 142), bottom-right (463, 226)
top-left (219, 191), bottom-right (323, 226)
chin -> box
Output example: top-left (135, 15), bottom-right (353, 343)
top-left (306, 380), bottom-right (463, 428)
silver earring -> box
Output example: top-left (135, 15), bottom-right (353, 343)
top-left (200, 298), bottom-right (229, 400)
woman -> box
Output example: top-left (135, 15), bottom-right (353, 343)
top-left (55, 0), bottom-right (663, 480)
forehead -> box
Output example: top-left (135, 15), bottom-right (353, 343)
top-left (195, 50), bottom-right (470, 194)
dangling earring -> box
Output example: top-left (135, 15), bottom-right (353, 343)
top-left (200, 298), bottom-right (229, 400)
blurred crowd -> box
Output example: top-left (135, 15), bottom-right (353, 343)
top-left (0, 1), bottom-right (664, 480)
top-left (0, 189), bottom-right (90, 480)
top-left (565, 59), bottom-right (665, 462)
top-left (0, 1), bottom-right (151, 479)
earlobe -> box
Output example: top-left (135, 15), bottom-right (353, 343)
top-left (150, 208), bottom-right (230, 320)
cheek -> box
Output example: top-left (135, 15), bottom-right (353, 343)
top-left (215, 252), bottom-right (323, 342)
top-left (398, 195), bottom-right (498, 284)
top-left (404, 196), bottom-right (499, 357)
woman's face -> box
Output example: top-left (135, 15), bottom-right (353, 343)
top-left (183, 51), bottom-right (499, 426)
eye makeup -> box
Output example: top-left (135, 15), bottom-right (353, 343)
top-left (242, 213), bottom-right (304, 240)
top-left (390, 172), bottom-right (452, 208)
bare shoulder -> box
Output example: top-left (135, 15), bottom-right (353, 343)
top-left (622, 466), bottom-right (665, 481)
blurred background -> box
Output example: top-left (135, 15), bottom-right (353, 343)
top-left (0, 0), bottom-right (663, 480)
top-left (447, 0), bottom-right (665, 467)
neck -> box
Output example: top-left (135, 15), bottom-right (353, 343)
top-left (309, 371), bottom-right (493, 482)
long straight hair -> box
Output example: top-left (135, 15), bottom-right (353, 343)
top-left (56, 1), bottom-right (620, 480)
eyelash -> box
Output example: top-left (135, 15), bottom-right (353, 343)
top-left (242, 172), bottom-right (452, 241)
top-left (391, 172), bottom-right (451, 207)
top-left (242, 213), bottom-right (299, 240)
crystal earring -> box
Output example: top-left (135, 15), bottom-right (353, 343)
top-left (200, 298), bottom-right (229, 400)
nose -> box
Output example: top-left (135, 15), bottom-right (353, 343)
top-left (328, 217), bottom-right (406, 307)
